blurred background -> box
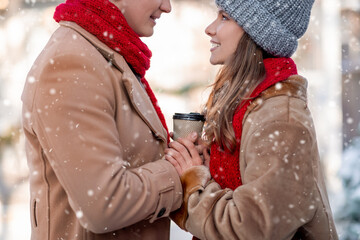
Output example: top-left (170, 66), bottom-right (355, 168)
top-left (0, 0), bottom-right (359, 239)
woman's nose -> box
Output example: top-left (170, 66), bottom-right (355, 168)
top-left (205, 21), bottom-right (216, 37)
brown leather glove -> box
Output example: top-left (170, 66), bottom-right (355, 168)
top-left (170, 166), bottom-right (211, 230)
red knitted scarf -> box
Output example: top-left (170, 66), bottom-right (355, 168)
top-left (53, 0), bottom-right (170, 143)
top-left (209, 58), bottom-right (298, 190)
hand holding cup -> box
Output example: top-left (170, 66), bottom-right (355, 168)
top-left (165, 113), bottom-right (207, 175)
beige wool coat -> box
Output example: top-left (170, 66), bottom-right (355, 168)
top-left (21, 21), bottom-right (183, 240)
top-left (172, 76), bottom-right (339, 240)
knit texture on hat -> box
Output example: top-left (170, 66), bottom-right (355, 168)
top-left (216, 0), bottom-right (314, 57)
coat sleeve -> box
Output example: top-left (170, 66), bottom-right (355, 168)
top-left (31, 50), bottom-right (182, 233)
top-left (180, 121), bottom-right (318, 240)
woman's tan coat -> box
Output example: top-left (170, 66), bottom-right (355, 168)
top-left (172, 76), bottom-right (338, 240)
top-left (21, 22), bottom-right (182, 240)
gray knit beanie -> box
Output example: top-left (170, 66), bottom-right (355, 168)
top-left (215, 0), bottom-right (314, 57)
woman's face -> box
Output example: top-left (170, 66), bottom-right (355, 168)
top-left (112, 0), bottom-right (171, 37)
top-left (205, 8), bottom-right (245, 65)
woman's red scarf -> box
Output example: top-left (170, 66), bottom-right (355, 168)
top-left (209, 58), bottom-right (298, 190)
top-left (53, 0), bottom-right (170, 143)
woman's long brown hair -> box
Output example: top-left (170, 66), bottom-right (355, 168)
top-left (203, 32), bottom-right (267, 152)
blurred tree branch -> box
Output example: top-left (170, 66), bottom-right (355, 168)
top-left (0, 126), bottom-right (28, 240)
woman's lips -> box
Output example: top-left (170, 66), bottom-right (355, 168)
top-left (210, 42), bottom-right (220, 51)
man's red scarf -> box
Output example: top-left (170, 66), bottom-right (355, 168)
top-left (209, 58), bottom-right (298, 190)
top-left (53, 0), bottom-right (170, 143)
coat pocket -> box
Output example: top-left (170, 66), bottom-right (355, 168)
top-left (32, 198), bottom-right (38, 228)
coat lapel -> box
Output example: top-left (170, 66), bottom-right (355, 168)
top-left (118, 59), bottom-right (168, 143)
top-left (59, 21), bottom-right (168, 143)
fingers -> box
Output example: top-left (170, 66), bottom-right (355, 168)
top-left (164, 147), bottom-right (187, 170)
top-left (195, 143), bottom-right (206, 155)
top-left (203, 148), bottom-right (210, 160)
top-left (176, 138), bottom-right (202, 166)
top-left (203, 148), bottom-right (210, 167)
top-left (165, 132), bottom-right (205, 176)
top-left (168, 140), bottom-right (193, 165)
top-left (164, 150), bottom-right (183, 175)
top-left (184, 132), bottom-right (198, 143)
top-left (184, 132), bottom-right (205, 156)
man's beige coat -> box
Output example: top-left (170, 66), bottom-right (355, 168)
top-left (22, 22), bottom-right (182, 240)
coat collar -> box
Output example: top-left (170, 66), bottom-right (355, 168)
top-left (244, 75), bottom-right (308, 121)
top-left (59, 21), bottom-right (168, 143)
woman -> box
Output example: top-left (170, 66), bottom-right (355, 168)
top-left (165, 0), bottom-right (338, 239)
top-left (21, 0), bottom-right (183, 239)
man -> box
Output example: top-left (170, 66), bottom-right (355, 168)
top-left (21, 0), bottom-right (184, 239)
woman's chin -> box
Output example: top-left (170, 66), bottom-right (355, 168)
top-left (209, 59), bottom-right (223, 66)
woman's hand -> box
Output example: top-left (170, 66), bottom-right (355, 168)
top-left (202, 146), bottom-right (210, 168)
top-left (165, 132), bottom-right (204, 175)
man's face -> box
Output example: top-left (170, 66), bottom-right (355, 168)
top-left (113, 0), bottom-right (171, 37)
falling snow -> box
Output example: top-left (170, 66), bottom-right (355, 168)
top-left (76, 210), bottom-right (83, 219)
top-left (0, 1), bottom-right (359, 240)
top-left (27, 76), bottom-right (35, 83)
top-left (87, 189), bottom-right (94, 197)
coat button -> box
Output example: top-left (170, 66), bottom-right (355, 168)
top-left (157, 208), bottom-right (166, 218)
